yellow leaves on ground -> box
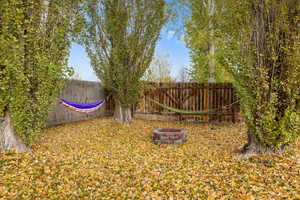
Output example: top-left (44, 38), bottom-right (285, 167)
top-left (0, 117), bottom-right (299, 199)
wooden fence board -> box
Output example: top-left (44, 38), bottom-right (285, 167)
top-left (107, 82), bottom-right (240, 123)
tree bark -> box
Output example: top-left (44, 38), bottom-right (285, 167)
top-left (207, 0), bottom-right (216, 83)
top-left (235, 131), bottom-right (287, 158)
top-left (113, 101), bottom-right (133, 124)
top-left (208, 38), bottom-right (216, 83)
top-left (0, 111), bottom-right (31, 153)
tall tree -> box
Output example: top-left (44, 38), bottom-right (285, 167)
top-left (144, 53), bottom-right (174, 83)
top-left (221, 0), bottom-right (300, 157)
top-left (185, 0), bottom-right (233, 83)
top-left (79, 0), bottom-right (166, 123)
top-left (0, 0), bottom-right (81, 152)
top-left (207, 0), bottom-right (216, 83)
top-left (177, 67), bottom-right (191, 82)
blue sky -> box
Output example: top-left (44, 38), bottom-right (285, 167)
top-left (69, 30), bottom-right (191, 81)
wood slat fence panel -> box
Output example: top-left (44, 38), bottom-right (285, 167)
top-left (107, 82), bottom-right (240, 123)
top-left (46, 79), bottom-right (107, 126)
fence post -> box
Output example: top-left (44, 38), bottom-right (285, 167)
top-left (203, 83), bottom-right (209, 122)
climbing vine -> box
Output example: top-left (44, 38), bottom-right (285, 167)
top-left (0, 0), bottom-right (82, 145)
top-left (219, 0), bottom-right (300, 150)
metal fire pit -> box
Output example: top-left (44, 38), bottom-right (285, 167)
top-left (152, 128), bottom-right (187, 144)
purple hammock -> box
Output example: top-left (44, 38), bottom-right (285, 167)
top-left (59, 98), bottom-right (105, 113)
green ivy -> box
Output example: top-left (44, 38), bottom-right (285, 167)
top-left (218, 0), bottom-right (300, 148)
top-left (0, 0), bottom-right (82, 145)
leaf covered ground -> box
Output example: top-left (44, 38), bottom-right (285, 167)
top-left (1, 117), bottom-right (299, 199)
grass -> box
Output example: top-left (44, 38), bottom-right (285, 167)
top-left (0, 117), bottom-right (299, 199)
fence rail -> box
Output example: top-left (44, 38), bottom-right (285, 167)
top-left (107, 82), bottom-right (240, 123)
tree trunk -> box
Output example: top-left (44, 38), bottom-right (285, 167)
top-left (207, 0), bottom-right (216, 83)
top-left (0, 111), bottom-right (31, 153)
top-left (113, 101), bottom-right (133, 124)
top-left (208, 38), bottom-right (216, 83)
top-left (236, 131), bottom-right (287, 158)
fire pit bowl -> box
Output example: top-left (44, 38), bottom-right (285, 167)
top-left (152, 128), bottom-right (188, 144)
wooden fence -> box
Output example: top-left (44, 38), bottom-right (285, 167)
top-left (107, 82), bottom-right (240, 123)
top-left (47, 80), bottom-right (107, 126)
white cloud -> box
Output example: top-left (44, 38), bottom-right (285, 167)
top-left (166, 30), bottom-right (175, 39)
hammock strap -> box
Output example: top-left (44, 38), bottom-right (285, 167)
top-left (105, 93), bottom-right (112, 101)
